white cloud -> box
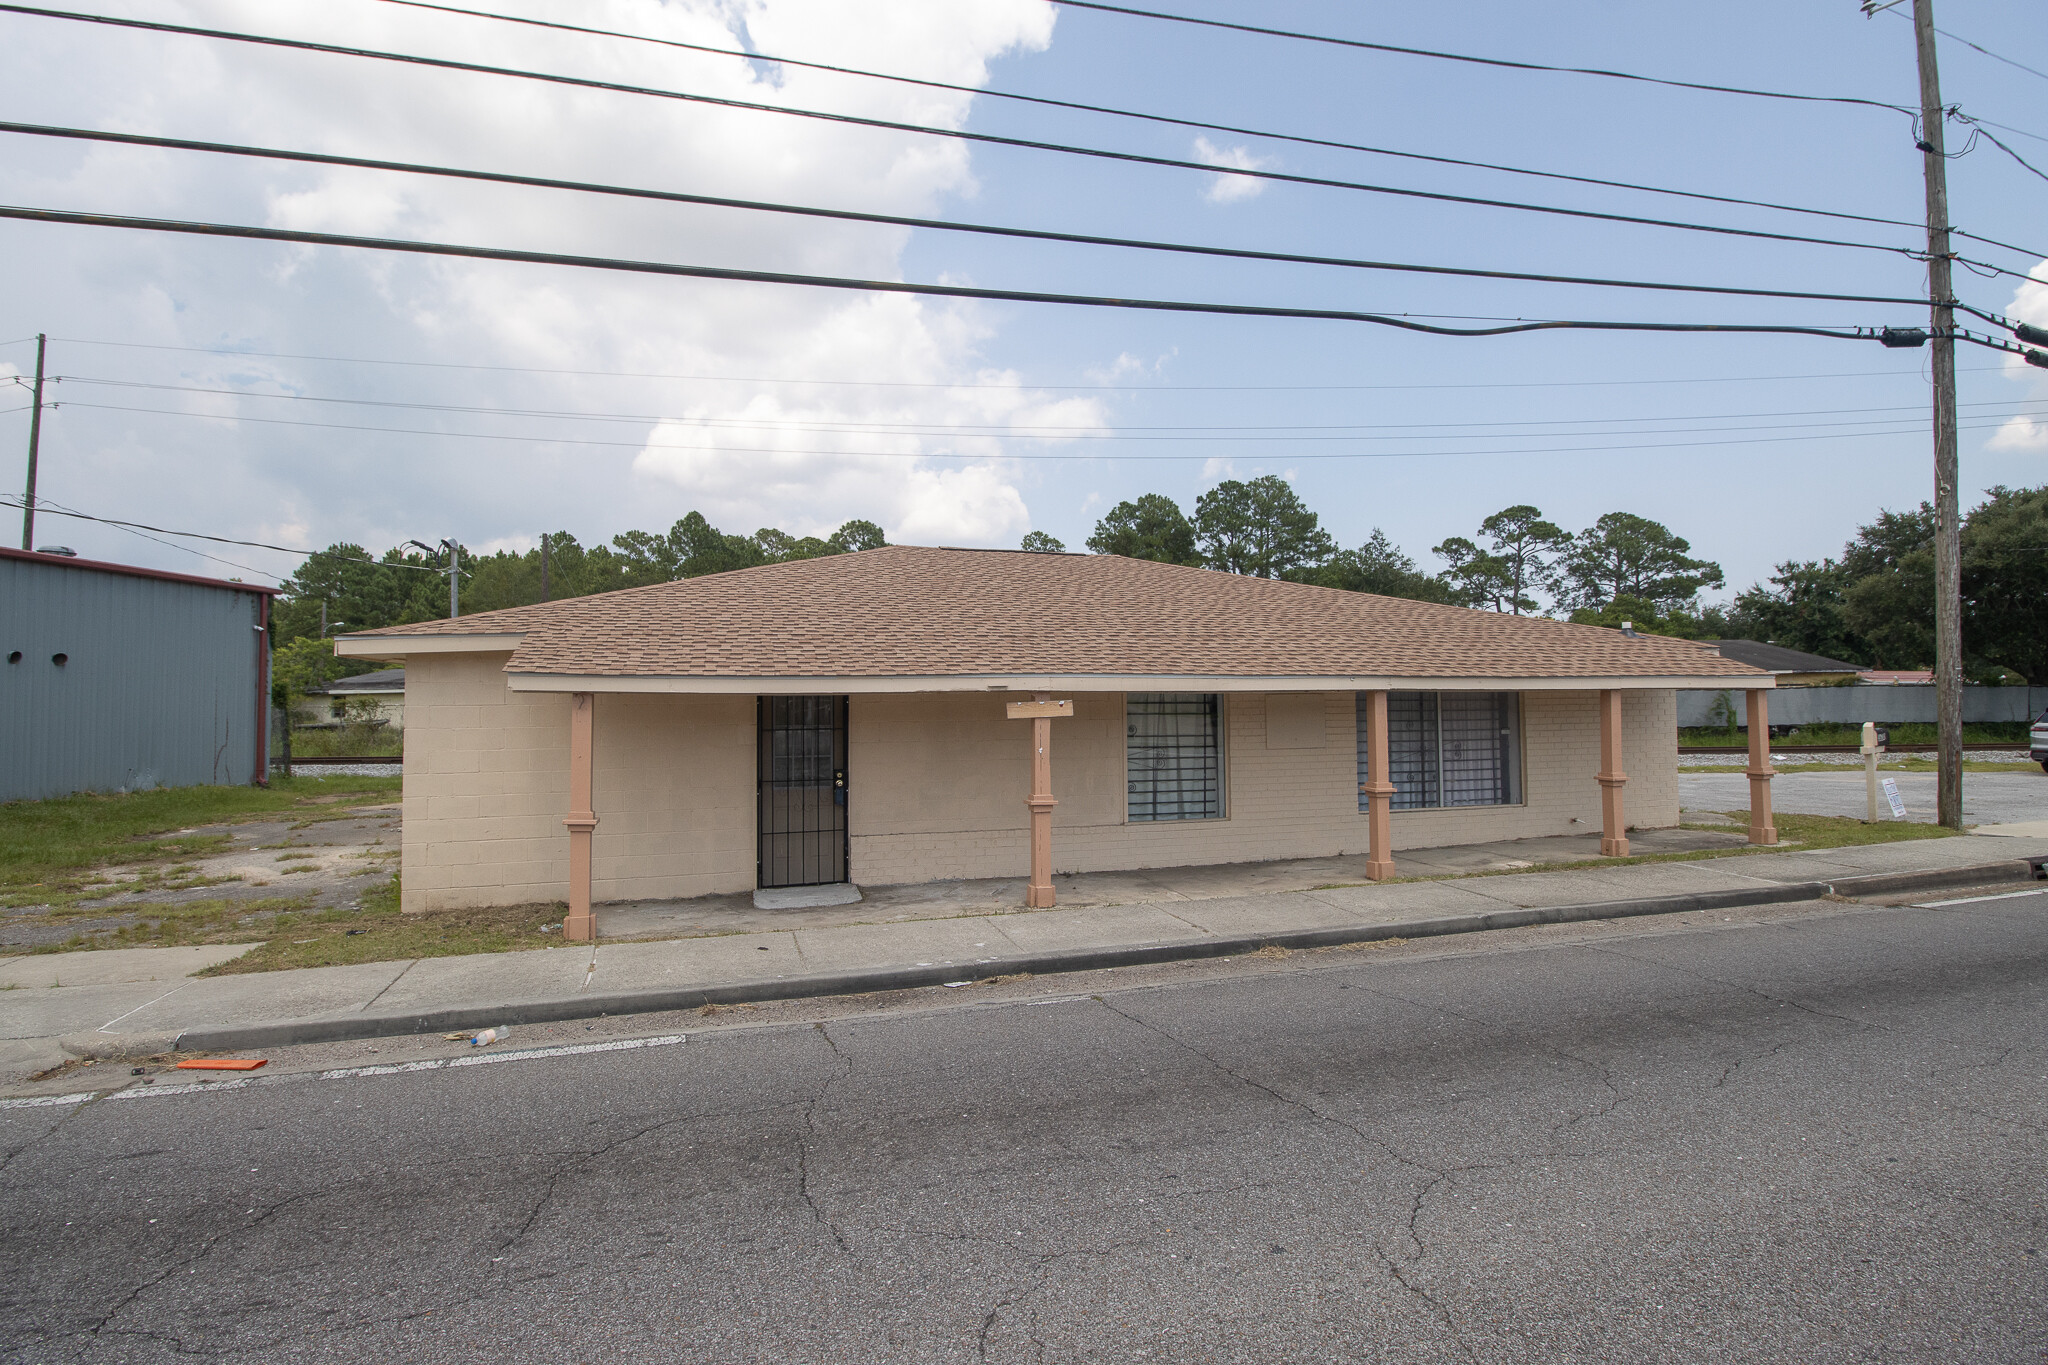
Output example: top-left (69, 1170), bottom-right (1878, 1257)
top-left (0, 0), bottom-right (1090, 569)
top-left (1192, 138), bottom-right (1272, 204)
top-left (1987, 415), bottom-right (2048, 451)
top-left (2002, 257), bottom-right (2048, 383)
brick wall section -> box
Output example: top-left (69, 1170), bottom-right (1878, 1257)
top-left (402, 658), bottom-right (1680, 909)
top-left (400, 654), bottom-right (753, 911)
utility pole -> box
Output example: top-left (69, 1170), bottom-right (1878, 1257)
top-left (407, 537), bottom-right (462, 620)
top-left (19, 333), bottom-right (45, 550)
top-left (540, 534), bottom-right (551, 602)
top-left (1912, 0), bottom-right (1963, 829)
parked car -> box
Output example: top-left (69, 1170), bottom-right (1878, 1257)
top-left (2034, 706), bottom-right (2048, 773)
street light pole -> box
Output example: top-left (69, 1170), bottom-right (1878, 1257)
top-left (1911, 0), bottom-right (1963, 829)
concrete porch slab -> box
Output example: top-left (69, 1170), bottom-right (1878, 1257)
top-left (753, 883), bottom-right (863, 910)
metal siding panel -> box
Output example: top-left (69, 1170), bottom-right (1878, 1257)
top-left (1, 556), bottom-right (261, 801)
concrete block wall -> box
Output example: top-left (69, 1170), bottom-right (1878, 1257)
top-left (399, 654), bottom-right (753, 911)
top-left (402, 660), bottom-right (1681, 909)
top-left (848, 688), bottom-right (1680, 885)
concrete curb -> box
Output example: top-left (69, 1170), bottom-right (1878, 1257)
top-left (159, 857), bottom-right (2037, 1056)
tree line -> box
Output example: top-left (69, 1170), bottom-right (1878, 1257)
top-left (1033, 477), bottom-right (1724, 627)
top-left (1723, 484), bottom-right (2048, 684)
top-left (269, 477), bottom-right (2048, 694)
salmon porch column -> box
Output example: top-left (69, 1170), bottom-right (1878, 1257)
top-left (1746, 689), bottom-right (1778, 846)
top-left (1597, 689), bottom-right (1630, 857)
top-left (563, 692), bottom-right (599, 942)
top-left (1007, 694), bottom-right (1072, 908)
top-left (1361, 690), bottom-right (1396, 881)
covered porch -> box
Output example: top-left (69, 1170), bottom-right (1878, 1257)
top-left (588, 822), bottom-right (1759, 941)
top-left (544, 682), bottom-right (1787, 943)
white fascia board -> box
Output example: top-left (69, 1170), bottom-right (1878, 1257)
top-left (333, 633), bottom-right (524, 660)
top-left (504, 671), bottom-right (1772, 695)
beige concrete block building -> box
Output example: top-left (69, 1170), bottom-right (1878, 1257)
top-left (340, 546), bottom-right (1775, 936)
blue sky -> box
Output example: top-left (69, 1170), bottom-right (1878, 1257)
top-left (0, 0), bottom-right (2042, 607)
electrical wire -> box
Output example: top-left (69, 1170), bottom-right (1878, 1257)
top-left (0, 493), bottom-right (444, 573)
top-left (1044, 0), bottom-right (1916, 113)
top-left (363, 0), bottom-right (2045, 256)
top-left (0, 204), bottom-right (1907, 343)
top-left (4, 495), bottom-right (285, 577)
top-left (0, 4), bottom-right (1941, 260)
top-left (50, 336), bottom-right (2008, 393)
top-left (1952, 114), bottom-right (2048, 184)
top-left (44, 397), bottom-right (2028, 461)
top-left (0, 123), bottom-right (1938, 309)
top-left (46, 375), bottom-right (2048, 435)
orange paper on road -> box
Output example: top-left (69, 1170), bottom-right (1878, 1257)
top-left (175, 1059), bottom-right (268, 1071)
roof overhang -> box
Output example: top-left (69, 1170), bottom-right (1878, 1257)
top-left (503, 672), bottom-right (1772, 695)
top-left (334, 633), bottom-right (523, 660)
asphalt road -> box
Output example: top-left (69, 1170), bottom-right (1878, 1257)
top-left (1680, 769), bottom-right (2048, 824)
top-left (4, 892), bottom-right (2045, 1363)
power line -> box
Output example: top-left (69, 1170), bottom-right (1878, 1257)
top-left (1043, 0), bottom-right (1916, 114)
top-left (0, 4), bottom-right (1940, 260)
top-left (45, 397), bottom-right (2028, 461)
top-left (0, 205), bottom-right (1905, 343)
top-left (47, 375), bottom-right (2048, 435)
top-left (1952, 114), bottom-right (2048, 185)
top-left (0, 494), bottom-right (445, 573)
top-left (46, 336), bottom-right (2010, 392)
top-left (365, 0), bottom-right (2033, 254)
top-left (0, 123), bottom-right (1941, 308)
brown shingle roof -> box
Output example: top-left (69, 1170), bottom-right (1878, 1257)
top-left (350, 546), bottom-right (1764, 682)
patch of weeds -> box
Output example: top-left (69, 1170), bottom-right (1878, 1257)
top-left (0, 778), bottom-right (400, 904)
top-left (1249, 943), bottom-right (1292, 960)
top-left (17, 896), bottom-right (311, 952)
top-left (1771, 811), bottom-right (1958, 847)
top-left (198, 876), bottom-right (567, 974)
top-left (1328, 937), bottom-right (1404, 952)
top-left (274, 852), bottom-right (318, 863)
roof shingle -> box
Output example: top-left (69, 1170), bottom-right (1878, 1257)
top-left (350, 546), bottom-right (1765, 682)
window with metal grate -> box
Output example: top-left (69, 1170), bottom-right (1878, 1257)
top-left (1359, 692), bottom-right (1522, 812)
top-left (1127, 692), bottom-right (1222, 822)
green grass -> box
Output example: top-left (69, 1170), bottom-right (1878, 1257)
top-left (197, 875), bottom-right (569, 974)
top-left (1680, 722), bottom-right (2033, 747)
top-left (286, 724), bottom-right (403, 758)
top-left (0, 777), bottom-right (401, 906)
top-left (1685, 760), bottom-right (2044, 775)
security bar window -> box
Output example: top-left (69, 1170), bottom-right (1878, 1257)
top-left (1127, 692), bottom-right (1222, 821)
top-left (1358, 692), bottom-right (1522, 811)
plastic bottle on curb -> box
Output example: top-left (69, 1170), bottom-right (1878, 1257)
top-left (470, 1025), bottom-right (509, 1047)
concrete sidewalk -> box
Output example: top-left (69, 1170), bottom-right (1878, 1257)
top-left (5, 832), bottom-right (2045, 1080)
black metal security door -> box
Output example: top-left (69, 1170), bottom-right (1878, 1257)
top-left (757, 696), bottom-right (849, 888)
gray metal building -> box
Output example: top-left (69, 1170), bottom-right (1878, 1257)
top-left (2, 546), bottom-right (274, 802)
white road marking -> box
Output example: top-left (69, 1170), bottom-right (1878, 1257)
top-left (1916, 888), bottom-right (2048, 908)
top-left (0, 1034), bottom-right (690, 1109)
top-left (318, 1032), bottom-right (686, 1080)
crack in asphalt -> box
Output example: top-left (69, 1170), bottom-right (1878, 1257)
top-left (0, 1093), bottom-right (94, 1175)
top-left (796, 1023), bottom-right (852, 1255)
top-left (57, 1185), bottom-right (327, 1359)
top-left (1091, 995), bottom-right (1483, 1360)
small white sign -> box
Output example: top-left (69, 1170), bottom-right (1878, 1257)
top-left (1881, 777), bottom-right (1907, 820)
